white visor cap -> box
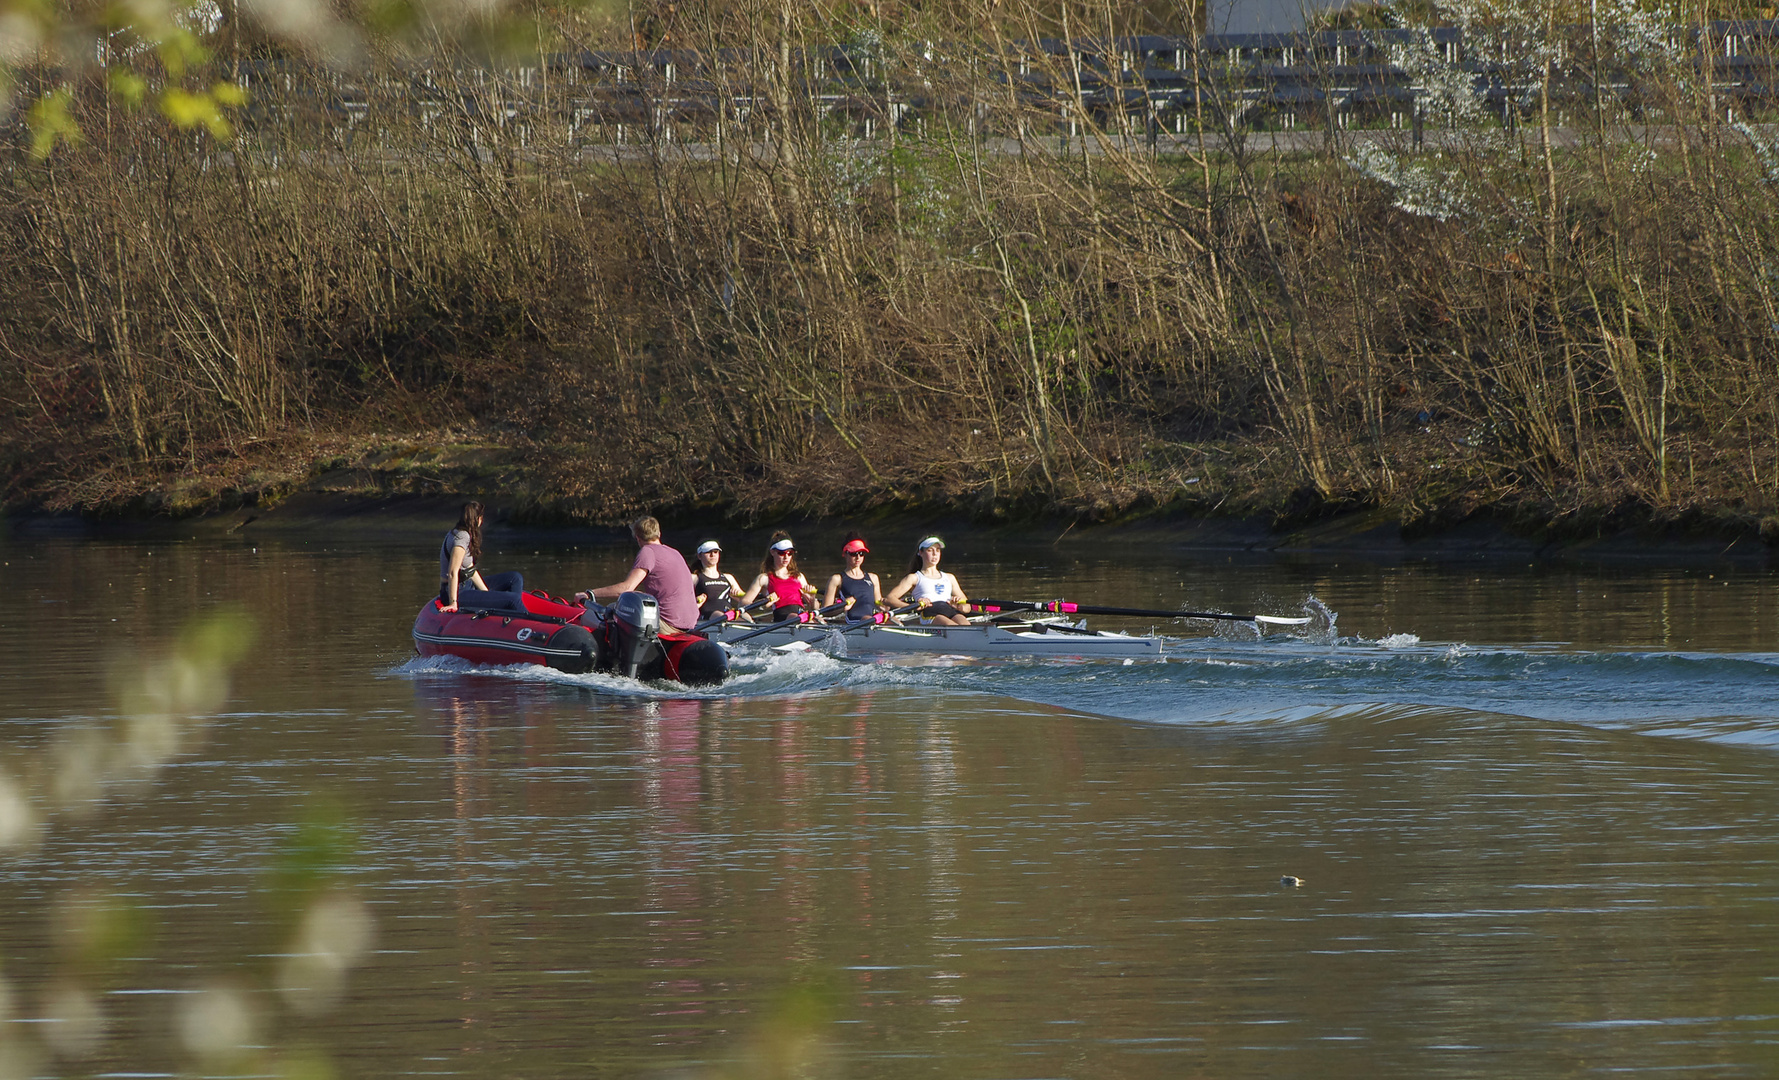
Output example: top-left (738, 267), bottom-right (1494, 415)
top-left (696, 541), bottom-right (722, 555)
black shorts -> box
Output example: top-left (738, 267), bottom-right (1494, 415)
top-left (921, 601), bottom-right (961, 619)
top-left (772, 604), bottom-right (807, 622)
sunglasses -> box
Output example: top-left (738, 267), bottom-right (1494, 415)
top-left (775, 549), bottom-right (796, 556)
top-left (845, 550), bottom-right (866, 557)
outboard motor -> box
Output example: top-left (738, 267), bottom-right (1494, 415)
top-left (608, 591), bottom-right (661, 679)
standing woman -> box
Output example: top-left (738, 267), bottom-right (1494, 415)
top-left (690, 540), bottom-right (749, 623)
top-left (885, 535), bottom-right (971, 626)
top-left (740, 532), bottom-right (819, 622)
top-left (439, 501), bottom-right (524, 613)
top-left (823, 533), bottom-right (883, 622)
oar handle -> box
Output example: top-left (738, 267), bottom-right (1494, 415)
top-left (841, 603), bottom-right (920, 631)
top-left (723, 601), bottom-right (848, 645)
top-left (975, 597), bottom-right (1059, 614)
top-left (688, 596), bottom-right (775, 634)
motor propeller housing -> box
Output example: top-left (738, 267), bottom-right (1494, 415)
top-left (607, 591), bottom-right (661, 679)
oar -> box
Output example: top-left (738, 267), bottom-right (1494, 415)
top-left (767, 602), bottom-right (923, 655)
top-left (688, 595), bottom-right (774, 634)
top-left (841, 603), bottom-right (921, 632)
top-left (974, 598), bottom-right (1313, 627)
top-left (722, 602), bottom-right (848, 646)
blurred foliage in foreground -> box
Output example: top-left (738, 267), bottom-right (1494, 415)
top-left (0, 610), bottom-right (376, 1076)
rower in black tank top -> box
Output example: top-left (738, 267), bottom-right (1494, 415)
top-left (694, 571), bottom-right (734, 619)
top-left (836, 572), bottom-right (875, 621)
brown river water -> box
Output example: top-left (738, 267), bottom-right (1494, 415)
top-left (0, 527), bottom-right (1776, 1078)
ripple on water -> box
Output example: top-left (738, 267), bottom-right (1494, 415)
top-left (6, 540), bottom-right (1779, 1078)
top-left (395, 633), bottom-right (1779, 753)
top-left (392, 648), bottom-right (870, 699)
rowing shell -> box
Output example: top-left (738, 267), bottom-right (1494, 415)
top-left (708, 618), bottom-right (1164, 658)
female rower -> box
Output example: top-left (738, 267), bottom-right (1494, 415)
top-left (740, 532), bottom-right (819, 622)
top-left (438, 501), bottom-right (524, 613)
top-left (885, 535), bottom-right (970, 626)
top-left (822, 533), bottom-right (883, 622)
top-left (690, 539), bottom-right (749, 623)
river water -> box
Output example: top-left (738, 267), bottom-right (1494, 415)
top-left (0, 528), bottom-right (1776, 1078)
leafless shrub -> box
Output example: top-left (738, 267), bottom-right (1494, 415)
top-left (3, 0), bottom-right (1777, 524)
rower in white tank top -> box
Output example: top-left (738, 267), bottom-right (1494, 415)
top-left (885, 535), bottom-right (971, 626)
top-left (909, 569), bottom-right (951, 603)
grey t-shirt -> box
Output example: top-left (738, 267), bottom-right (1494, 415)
top-left (440, 528), bottom-right (475, 582)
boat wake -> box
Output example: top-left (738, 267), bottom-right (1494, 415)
top-left (392, 647), bottom-right (870, 699)
top-left (933, 635), bottom-right (1779, 752)
top-left (391, 600), bottom-right (1779, 753)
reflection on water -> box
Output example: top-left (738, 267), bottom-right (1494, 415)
top-left (0, 535), bottom-right (1777, 1077)
top-left (639, 698), bottom-right (714, 1044)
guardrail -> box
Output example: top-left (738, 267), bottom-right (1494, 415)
top-left (224, 20), bottom-right (1779, 146)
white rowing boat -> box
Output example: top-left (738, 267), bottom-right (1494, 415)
top-left (707, 617), bottom-right (1165, 658)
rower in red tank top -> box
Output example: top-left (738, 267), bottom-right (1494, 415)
top-left (767, 574), bottom-right (804, 609)
top-left (740, 532), bottom-right (819, 621)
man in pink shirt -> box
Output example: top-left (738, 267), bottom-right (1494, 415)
top-left (575, 516), bottom-right (700, 632)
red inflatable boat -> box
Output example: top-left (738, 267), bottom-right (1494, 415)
top-left (412, 590), bottom-right (729, 686)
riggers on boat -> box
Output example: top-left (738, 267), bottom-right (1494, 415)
top-left (413, 590), bottom-right (729, 686)
top-left (706, 616), bottom-right (1165, 658)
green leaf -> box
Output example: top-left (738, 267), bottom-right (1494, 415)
top-left (160, 86), bottom-right (234, 137)
top-left (362, 0), bottom-right (421, 36)
top-left (177, 605), bottom-right (257, 666)
top-left (157, 26), bottom-right (211, 78)
top-left (160, 86), bottom-right (207, 127)
top-left (212, 79), bottom-right (249, 107)
top-left (268, 799), bottom-right (360, 909)
top-left (108, 67), bottom-right (149, 109)
top-left (27, 88), bottom-right (81, 159)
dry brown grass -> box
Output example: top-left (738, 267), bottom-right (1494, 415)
top-left (4, 1), bottom-right (1779, 539)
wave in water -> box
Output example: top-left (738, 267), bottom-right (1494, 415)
top-left (390, 623), bottom-right (1779, 751)
top-left (393, 648), bottom-right (868, 699)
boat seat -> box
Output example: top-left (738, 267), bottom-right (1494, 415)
top-left (448, 588), bottom-right (528, 615)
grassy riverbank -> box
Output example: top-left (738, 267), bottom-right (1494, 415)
top-left (11, 425), bottom-right (1771, 567)
top-left (6, 4), bottom-right (1779, 551)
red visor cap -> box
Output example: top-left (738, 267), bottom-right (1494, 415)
top-left (842, 539), bottom-right (870, 554)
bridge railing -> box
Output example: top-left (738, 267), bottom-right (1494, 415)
top-left (206, 19), bottom-right (1779, 150)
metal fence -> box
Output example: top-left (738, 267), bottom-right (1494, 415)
top-left (239, 20), bottom-right (1779, 148)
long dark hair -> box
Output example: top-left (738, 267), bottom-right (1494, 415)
top-left (760, 530), bottom-right (799, 576)
top-left (454, 501), bottom-right (484, 562)
top-left (908, 539), bottom-right (940, 574)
